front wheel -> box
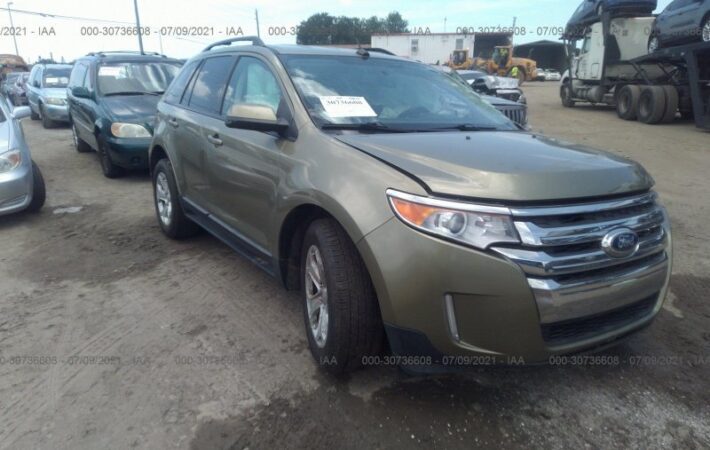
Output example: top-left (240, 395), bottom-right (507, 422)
top-left (648, 35), bottom-right (660, 54)
top-left (26, 161), bottom-right (46, 213)
top-left (97, 136), bottom-right (124, 178)
top-left (560, 82), bottom-right (575, 107)
top-left (301, 218), bottom-right (383, 374)
top-left (702, 16), bottom-right (710, 43)
top-left (40, 105), bottom-right (55, 129)
top-left (71, 122), bottom-right (92, 153)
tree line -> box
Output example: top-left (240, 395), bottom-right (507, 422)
top-left (296, 12), bottom-right (409, 45)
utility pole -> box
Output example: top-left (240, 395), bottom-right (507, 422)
top-left (511, 16), bottom-right (517, 46)
top-left (444, 17), bottom-right (447, 33)
top-left (133, 0), bottom-right (145, 54)
top-left (7, 2), bottom-right (19, 56)
top-left (255, 9), bottom-right (260, 39)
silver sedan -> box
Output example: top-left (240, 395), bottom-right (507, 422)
top-left (0, 98), bottom-right (45, 216)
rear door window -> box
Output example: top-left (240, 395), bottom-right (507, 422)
top-left (186, 56), bottom-right (236, 115)
top-left (164, 60), bottom-right (199, 105)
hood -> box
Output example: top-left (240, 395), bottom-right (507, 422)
top-left (335, 131), bottom-right (654, 202)
top-left (43, 88), bottom-right (67, 99)
top-left (100, 95), bottom-right (160, 127)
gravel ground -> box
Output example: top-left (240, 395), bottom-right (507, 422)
top-left (0, 83), bottom-right (708, 450)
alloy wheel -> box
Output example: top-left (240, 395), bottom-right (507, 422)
top-left (305, 245), bottom-right (329, 349)
top-left (703, 20), bottom-right (710, 42)
top-left (648, 37), bottom-right (659, 54)
top-left (71, 124), bottom-right (79, 148)
top-left (155, 172), bottom-right (173, 227)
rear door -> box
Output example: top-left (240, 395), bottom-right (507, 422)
top-left (204, 55), bottom-right (291, 253)
top-left (175, 55), bottom-right (236, 208)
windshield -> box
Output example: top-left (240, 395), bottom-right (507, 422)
top-left (43, 67), bottom-right (72, 88)
top-left (281, 55), bottom-right (516, 131)
top-left (98, 62), bottom-right (181, 96)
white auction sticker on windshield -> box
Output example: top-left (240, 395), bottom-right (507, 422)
top-left (319, 96), bottom-right (377, 118)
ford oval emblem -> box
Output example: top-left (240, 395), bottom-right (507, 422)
top-left (601, 228), bottom-right (640, 258)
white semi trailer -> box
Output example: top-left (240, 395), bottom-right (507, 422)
top-left (561, 13), bottom-right (710, 130)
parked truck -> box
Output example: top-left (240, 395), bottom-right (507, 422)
top-left (561, 13), bottom-right (710, 130)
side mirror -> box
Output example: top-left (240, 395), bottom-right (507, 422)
top-left (71, 86), bottom-right (91, 99)
top-left (11, 106), bottom-right (31, 120)
top-left (225, 104), bottom-right (290, 136)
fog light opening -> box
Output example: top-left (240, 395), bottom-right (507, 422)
top-left (444, 294), bottom-right (460, 342)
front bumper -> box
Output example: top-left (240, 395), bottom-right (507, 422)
top-left (43, 103), bottom-right (70, 122)
top-left (0, 162), bottom-right (33, 216)
top-left (105, 136), bottom-right (151, 169)
top-left (358, 215), bottom-right (671, 366)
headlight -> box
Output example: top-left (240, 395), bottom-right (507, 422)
top-left (387, 190), bottom-right (519, 250)
top-left (45, 97), bottom-right (66, 106)
top-left (0, 149), bottom-right (22, 173)
top-left (111, 123), bottom-right (152, 138)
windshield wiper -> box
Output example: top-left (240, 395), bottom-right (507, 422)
top-left (104, 91), bottom-right (163, 97)
top-left (320, 121), bottom-right (412, 133)
top-left (423, 124), bottom-right (500, 132)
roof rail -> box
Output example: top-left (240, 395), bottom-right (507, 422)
top-left (202, 36), bottom-right (265, 52)
top-left (86, 51), bottom-right (167, 58)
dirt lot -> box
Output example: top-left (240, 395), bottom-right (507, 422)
top-left (1, 82), bottom-right (708, 450)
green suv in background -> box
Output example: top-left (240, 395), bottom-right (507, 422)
top-left (149, 38), bottom-right (672, 374)
top-left (67, 52), bottom-right (182, 178)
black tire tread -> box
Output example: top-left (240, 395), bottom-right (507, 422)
top-left (153, 158), bottom-right (200, 239)
top-left (661, 85), bottom-right (679, 124)
top-left (26, 161), bottom-right (46, 213)
top-left (303, 218), bottom-right (383, 374)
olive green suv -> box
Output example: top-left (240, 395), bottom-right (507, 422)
top-left (149, 37), bottom-right (672, 373)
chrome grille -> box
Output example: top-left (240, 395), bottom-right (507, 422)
top-left (491, 192), bottom-right (671, 345)
top-left (498, 106), bottom-right (527, 126)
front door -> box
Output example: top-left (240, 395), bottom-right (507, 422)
top-left (205, 55), bottom-right (291, 253)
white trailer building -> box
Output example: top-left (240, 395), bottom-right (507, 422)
top-left (370, 33), bottom-right (476, 64)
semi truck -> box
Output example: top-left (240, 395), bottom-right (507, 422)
top-left (560, 13), bottom-right (710, 130)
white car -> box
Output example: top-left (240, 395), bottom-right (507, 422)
top-left (545, 70), bottom-right (562, 82)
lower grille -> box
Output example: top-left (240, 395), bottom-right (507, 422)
top-left (541, 295), bottom-right (657, 346)
top-left (491, 192), bottom-right (671, 347)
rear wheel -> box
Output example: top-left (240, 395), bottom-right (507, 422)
top-left (26, 161), bottom-right (46, 213)
top-left (301, 218), bottom-right (383, 374)
top-left (660, 85), bottom-right (679, 124)
top-left (648, 35), bottom-right (660, 54)
top-left (97, 136), bottom-right (124, 178)
top-left (616, 85), bottom-right (641, 120)
top-left (702, 16), bottom-right (710, 43)
top-left (152, 158), bottom-right (199, 239)
top-left (71, 122), bottom-right (92, 153)
top-left (637, 86), bottom-right (667, 124)
top-left (560, 82), bottom-right (575, 108)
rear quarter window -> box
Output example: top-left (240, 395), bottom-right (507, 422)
top-left (164, 60), bottom-right (199, 105)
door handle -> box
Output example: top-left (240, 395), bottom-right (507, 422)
top-left (168, 118), bottom-right (179, 128)
top-left (206, 134), bottom-right (223, 146)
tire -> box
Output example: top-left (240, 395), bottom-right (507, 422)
top-left (301, 218), bottom-right (383, 375)
top-left (97, 135), bottom-right (124, 178)
top-left (661, 85), bottom-right (679, 124)
top-left (26, 161), bottom-right (46, 213)
top-left (30, 106), bottom-right (39, 121)
top-left (597, 3), bottom-right (604, 17)
top-left (560, 82), bottom-right (575, 108)
top-left (40, 104), bottom-right (55, 129)
top-left (648, 35), bottom-right (660, 54)
top-left (702, 15), bottom-right (710, 43)
top-left (637, 86), bottom-right (667, 124)
top-left (71, 122), bottom-right (92, 153)
top-left (152, 158), bottom-right (199, 239)
top-left (616, 85), bottom-right (641, 120)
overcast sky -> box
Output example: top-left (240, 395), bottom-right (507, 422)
top-left (1, 0), bottom-right (673, 63)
